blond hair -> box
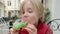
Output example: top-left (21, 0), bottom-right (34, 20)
top-left (20, 0), bottom-right (44, 19)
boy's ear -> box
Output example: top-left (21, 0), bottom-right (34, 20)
top-left (39, 14), bottom-right (43, 19)
top-left (39, 16), bottom-right (42, 20)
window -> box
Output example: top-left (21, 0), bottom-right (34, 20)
top-left (41, 0), bottom-right (43, 3)
top-left (7, 1), bottom-right (11, 6)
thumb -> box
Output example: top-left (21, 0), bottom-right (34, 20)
top-left (10, 28), bottom-right (19, 34)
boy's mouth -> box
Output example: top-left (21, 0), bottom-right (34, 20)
top-left (23, 18), bottom-right (28, 21)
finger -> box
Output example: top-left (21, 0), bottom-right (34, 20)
top-left (10, 28), bottom-right (18, 34)
top-left (10, 28), bottom-right (15, 34)
top-left (25, 27), bottom-right (33, 34)
top-left (25, 24), bottom-right (37, 34)
top-left (25, 26), bottom-right (37, 34)
top-left (10, 28), bottom-right (15, 32)
top-left (27, 24), bottom-right (37, 31)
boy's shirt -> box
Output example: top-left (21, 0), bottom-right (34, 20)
top-left (37, 22), bottom-right (53, 34)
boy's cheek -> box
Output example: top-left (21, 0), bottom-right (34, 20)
top-left (29, 16), bottom-right (37, 23)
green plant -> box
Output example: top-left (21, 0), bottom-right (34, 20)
top-left (44, 8), bottom-right (51, 24)
top-left (11, 15), bottom-right (18, 20)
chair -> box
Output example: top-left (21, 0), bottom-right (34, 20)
top-left (47, 19), bottom-right (60, 31)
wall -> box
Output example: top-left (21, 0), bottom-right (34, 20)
top-left (46, 0), bottom-right (60, 34)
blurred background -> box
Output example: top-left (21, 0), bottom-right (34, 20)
top-left (0, 0), bottom-right (60, 34)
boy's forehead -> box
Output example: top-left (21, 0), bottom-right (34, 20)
top-left (21, 0), bottom-right (29, 3)
top-left (22, 0), bottom-right (34, 9)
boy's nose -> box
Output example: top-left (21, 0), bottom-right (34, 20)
top-left (23, 12), bottom-right (28, 18)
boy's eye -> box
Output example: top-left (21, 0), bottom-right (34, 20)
top-left (28, 10), bottom-right (32, 13)
top-left (27, 8), bottom-right (33, 13)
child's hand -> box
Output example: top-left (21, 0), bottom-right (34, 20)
top-left (25, 24), bottom-right (37, 34)
top-left (9, 28), bottom-right (19, 34)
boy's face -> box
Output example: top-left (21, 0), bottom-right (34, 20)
top-left (21, 1), bottom-right (39, 26)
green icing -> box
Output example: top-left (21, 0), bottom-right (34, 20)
top-left (13, 22), bottom-right (27, 30)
